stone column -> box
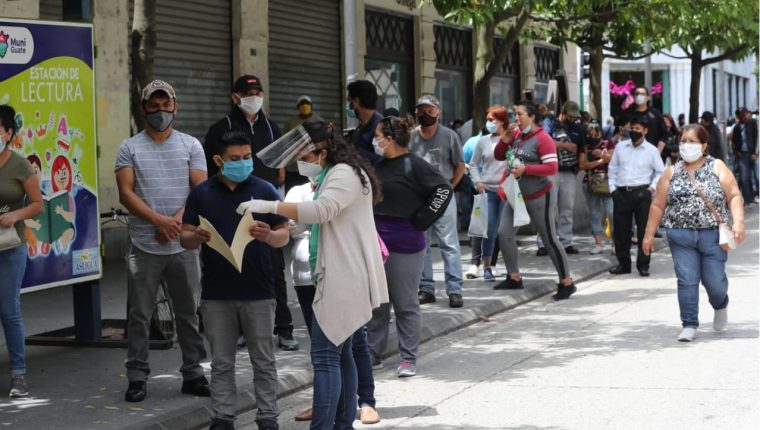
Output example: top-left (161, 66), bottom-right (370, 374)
top-left (232, 0), bottom-right (269, 108)
top-left (0, 1), bottom-right (38, 18)
top-left (418, 6), bottom-right (437, 97)
top-left (93, 0), bottom-right (129, 210)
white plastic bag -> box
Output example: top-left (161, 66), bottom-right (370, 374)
top-left (467, 193), bottom-right (489, 238)
top-left (503, 175), bottom-right (530, 227)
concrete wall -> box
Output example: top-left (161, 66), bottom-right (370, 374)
top-left (93, 0), bottom-right (130, 212)
top-left (233, 0), bottom-right (269, 107)
top-left (0, 1), bottom-right (39, 18)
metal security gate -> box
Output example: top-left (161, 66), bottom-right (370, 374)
top-left (268, 0), bottom-right (343, 131)
top-left (151, 0), bottom-right (232, 140)
top-left (434, 23), bottom-right (472, 127)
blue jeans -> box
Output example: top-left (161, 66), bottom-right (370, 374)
top-left (736, 153), bottom-right (754, 204)
top-left (310, 316), bottom-right (357, 430)
top-left (667, 228), bottom-right (729, 328)
top-left (0, 244), bottom-right (27, 375)
top-left (583, 187), bottom-right (613, 237)
top-left (420, 195), bottom-right (463, 295)
top-left (482, 191), bottom-right (505, 263)
top-left (351, 327), bottom-right (375, 408)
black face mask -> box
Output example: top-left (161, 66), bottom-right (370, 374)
top-left (587, 137), bottom-right (601, 147)
top-left (628, 131), bottom-right (643, 143)
top-left (417, 113), bottom-right (438, 127)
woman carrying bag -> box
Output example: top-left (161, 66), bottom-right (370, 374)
top-left (642, 124), bottom-right (746, 342)
top-left (0, 105), bottom-right (44, 398)
top-left (579, 123), bottom-right (615, 255)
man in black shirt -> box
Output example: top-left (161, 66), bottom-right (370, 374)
top-left (699, 111), bottom-right (726, 162)
top-left (346, 80), bottom-right (383, 164)
top-left (203, 75), bottom-right (298, 351)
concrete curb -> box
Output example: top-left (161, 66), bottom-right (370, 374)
top-left (135, 236), bottom-right (669, 430)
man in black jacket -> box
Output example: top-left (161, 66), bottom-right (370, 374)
top-left (203, 75), bottom-right (299, 351)
top-left (700, 111), bottom-right (726, 162)
top-left (731, 107), bottom-right (758, 205)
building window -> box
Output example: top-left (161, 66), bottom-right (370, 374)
top-left (434, 23), bottom-right (472, 126)
top-left (533, 45), bottom-right (560, 103)
top-left (490, 37), bottom-right (520, 107)
top-left (365, 8), bottom-right (414, 114)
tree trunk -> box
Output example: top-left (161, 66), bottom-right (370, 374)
top-left (471, 22), bottom-right (496, 133)
top-left (130, 0), bottom-right (157, 134)
top-left (589, 44), bottom-right (604, 123)
top-left (688, 51), bottom-right (703, 123)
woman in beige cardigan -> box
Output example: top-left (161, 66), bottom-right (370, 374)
top-left (238, 122), bottom-right (388, 430)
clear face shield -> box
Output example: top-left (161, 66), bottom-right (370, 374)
top-left (255, 124), bottom-right (314, 168)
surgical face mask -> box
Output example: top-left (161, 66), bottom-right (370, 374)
top-left (635, 94), bottom-right (646, 106)
top-left (346, 102), bottom-right (357, 119)
top-left (629, 130), bottom-right (643, 143)
top-left (0, 140), bottom-right (5, 153)
top-left (679, 143), bottom-right (704, 163)
top-left (298, 104), bottom-right (312, 116)
top-left (221, 158), bottom-right (253, 183)
top-left (372, 137), bottom-right (387, 157)
top-left (297, 157), bottom-right (323, 178)
top-left (521, 125), bottom-right (532, 135)
top-left (239, 95), bottom-right (264, 115)
top-left (485, 121), bottom-right (498, 134)
top-left (145, 110), bottom-right (174, 132)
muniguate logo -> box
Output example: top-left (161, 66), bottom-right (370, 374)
top-left (0, 27), bottom-right (34, 64)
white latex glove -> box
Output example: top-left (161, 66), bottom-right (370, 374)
top-left (236, 199), bottom-right (278, 215)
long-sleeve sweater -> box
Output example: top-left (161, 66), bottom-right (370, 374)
top-left (469, 134), bottom-right (507, 192)
top-left (494, 126), bottom-right (559, 200)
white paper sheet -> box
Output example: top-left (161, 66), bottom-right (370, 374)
top-left (198, 215), bottom-right (256, 273)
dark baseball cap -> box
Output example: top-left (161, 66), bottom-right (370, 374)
top-left (700, 111), bottom-right (715, 121)
top-left (562, 100), bottom-right (580, 117)
top-left (233, 75), bottom-right (264, 93)
top-left (416, 95), bottom-right (440, 109)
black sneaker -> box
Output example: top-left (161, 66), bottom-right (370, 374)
top-left (536, 247), bottom-right (548, 256)
top-left (564, 246), bottom-right (579, 255)
top-left (448, 293), bottom-right (464, 308)
top-left (418, 291), bottom-right (436, 304)
top-left (182, 375), bottom-right (211, 397)
top-left (552, 283), bottom-right (577, 301)
top-left (209, 417), bottom-right (235, 430)
top-left (125, 381), bottom-right (146, 402)
top-left (256, 418), bottom-right (279, 430)
top-left (493, 277), bottom-right (524, 290)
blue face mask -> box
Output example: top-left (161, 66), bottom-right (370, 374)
top-left (346, 102), bottom-right (357, 119)
top-left (485, 121), bottom-right (498, 134)
top-left (221, 158), bottom-right (253, 183)
top-left (521, 125), bottom-right (532, 135)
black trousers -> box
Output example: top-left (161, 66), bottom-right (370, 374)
top-left (612, 187), bottom-right (652, 269)
top-left (271, 247), bottom-right (294, 336)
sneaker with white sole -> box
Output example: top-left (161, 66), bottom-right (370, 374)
top-left (713, 308), bottom-right (728, 331)
top-left (490, 266), bottom-right (500, 277)
top-left (9, 374), bottom-right (29, 398)
top-left (678, 326), bottom-right (697, 342)
top-left (590, 245), bottom-right (603, 255)
top-left (483, 267), bottom-right (495, 281)
top-left (464, 264), bottom-right (480, 279)
top-left (397, 361), bottom-right (416, 377)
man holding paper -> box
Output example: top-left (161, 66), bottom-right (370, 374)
top-left (181, 131), bottom-right (288, 430)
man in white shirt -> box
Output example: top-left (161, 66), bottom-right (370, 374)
top-left (607, 114), bottom-right (664, 277)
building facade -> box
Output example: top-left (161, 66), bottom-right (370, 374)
top-left (3, 0), bottom-right (579, 212)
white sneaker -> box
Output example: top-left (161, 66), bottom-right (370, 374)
top-left (490, 266), bottom-right (500, 277)
top-left (678, 326), bottom-right (697, 342)
top-left (464, 264), bottom-right (480, 279)
top-left (590, 245), bottom-right (603, 255)
top-left (713, 308), bottom-right (728, 331)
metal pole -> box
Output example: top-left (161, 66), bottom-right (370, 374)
top-left (343, 0), bottom-right (358, 129)
top-left (644, 40), bottom-right (652, 91)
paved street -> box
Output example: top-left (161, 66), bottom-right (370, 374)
top-left (240, 212), bottom-right (760, 430)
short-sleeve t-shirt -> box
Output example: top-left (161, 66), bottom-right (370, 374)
top-left (409, 125), bottom-right (464, 182)
top-left (183, 175), bottom-right (288, 301)
top-left (114, 130), bottom-right (207, 255)
top-left (0, 151), bottom-right (34, 239)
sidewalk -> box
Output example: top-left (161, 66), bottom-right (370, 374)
top-left (3, 208), bottom-right (750, 429)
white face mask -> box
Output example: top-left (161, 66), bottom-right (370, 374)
top-left (239, 95), bottom-right (264, 115)
top-left (635, 94), bottom-right (646, 106)
top-left (297, 156), bottom-right (323, 178)
top-left (679, 143), bottom-right (704, 163)
top-left (372, 137), bottom-right (387, 157)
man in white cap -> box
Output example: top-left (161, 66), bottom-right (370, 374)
top-left (409, 94), bottom-right (466, 308)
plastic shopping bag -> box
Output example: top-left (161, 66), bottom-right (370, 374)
top-left (503, 175), bottom-right (530, 227)
top-left (467, 193), bottom-right (489, 238)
